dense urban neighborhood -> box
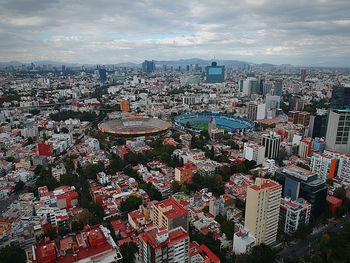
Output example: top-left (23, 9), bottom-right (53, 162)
top-left (0, 61), bottom-right (349, 263)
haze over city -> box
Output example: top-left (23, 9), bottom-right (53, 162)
top-left (1, 0), bottom-right (350, 66)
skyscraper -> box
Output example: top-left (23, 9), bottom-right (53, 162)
top-left (301, 69), bottom-right (306, 82)
top-left (244, 178), bottom-right (282, 245)
top-left (274, 80), bottom-right (283, 96)
top-left (330, 86), bottom-right (350, 110)
top-left (98, 68), bottom-right (107, 83)
top-left (142, 60), bottom-right (155, 73)
top-left (325, 109), bottom-right (350, 154)
top-left (206, 62), bottom-right (225, 83)
top-left (262, 132), bottom-right (281, 159)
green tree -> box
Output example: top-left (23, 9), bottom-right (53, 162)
top-left (14, 180), bottom-right (25, 192)
top-left (119, 242), bottom-right (138, 263)
top-left (119, 196), bottom-right (142, 217)
top-left (0, 246), bottom-right (26, 263)
top-left (202, 206), bottom-right (209, 213)
top-left (220, 220), bottom-right (235, 240)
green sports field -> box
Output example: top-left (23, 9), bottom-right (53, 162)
top-left (192, 124), bottom-right (230, 131)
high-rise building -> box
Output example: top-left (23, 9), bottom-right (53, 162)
top-left (140, 226), bottom-right (190, 263)
top-left (279, 197), bottom-right (311, 235)
top-left (301, 69), bottom-right (306, 82)
top-left (243, 142), bottom-right (265, 165)
top-left (274, 80), bottom-right (283, 96)
top-left (298, 138), bottom-right (313, 159)
top-left (242, 77), bottom-right (259, 96)
top-left (309, 113), bottom-right (328, 138)
top-left (262, 132), bottom-right (281, 159)
top-left (325, 109), bottom-right (350, 154)
top-left (330, 86), bottom-right (350, 110)
top-left (99, 68), bottom-right (107, 83)
top-left (206, 62), bottom-right (225, 83)
top-left (152, 198), bottom-right (189, 232)
top-left (310, 149), bottom-right (350, 181)
top-left (274, 165), bottom-right (327, 218)
top-left (244, 178), bottom-right (282, 245)
top-left (120, 100), bottom-right (130, 112)
top-left (142, 60), bottom-right (155, 73)
top-left (247, 102), bottom-right (265, 121)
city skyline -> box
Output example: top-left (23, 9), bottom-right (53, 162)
top-left (1, 0), bottom-right (350, 66)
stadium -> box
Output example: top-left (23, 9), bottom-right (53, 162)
top-left (174, 113), bottom-right (254, 133)
top-left (98, 116), bottom-right (171, 136)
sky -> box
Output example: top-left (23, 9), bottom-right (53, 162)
top-left (1, 0), bottom-right (350, 66)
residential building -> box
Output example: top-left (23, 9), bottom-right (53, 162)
top-left (152, 198), bottom-right (189, 232)
top-left (244, 178), bottom-right (282, 245)
top-left (298, 138), bottom-right (313, 159)
top-left (243, 142), bottom-right (265, 165)
top-left (140, 226), bottom-right (190, 263)
top-left (274, 165), bottom-right (327, 218)
top-left (175, 163), bottom-right (197, 184)
top-left (31, 225), bottom-right (122, 263)
top-left (279, 197), bottom-right (311, 235)
top-left (120, 100), bottom-right (130, 112)
top-left (190, 242), bottom-right (220, 263)
top-left (232, 229), bottom-right (256, 255)
top-left (311, 150), bottom-right (350, 181)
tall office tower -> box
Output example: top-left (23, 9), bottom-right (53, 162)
top-left (120, 100), bottom-right (130, 112)
top-left (152, 198), bottom-right (189, 232)
top-left (274, 80), bottom-right (283, 96)
top-left (262, 132), bottom-right (281, 159)
top-left (279, 198), bottom-right (311, 235)
top-left (248, 102), bottom-right (265, 121)
top-left (99, 68), bottom-right (107, 83)
top-left (140, 226), bottom-right (190, 263)
top-left (244, 178), bottom-right (282, 245)
top-left (330, 86), bottom-right (350, 110)
top-left (206, 61), bottom-right (225, 83)
top-left (274, 165), bottom-right (327, 218)
top-left (298, 137), bottom-right (313, 159)
top-left (248, 102), bottom-right (258, 121)
top-left (263, 82), bottom-right (274, 96)
top-left (311, 150), bottom-right (350, 181)
top-left (325, 109), bottom-right (350, 154)
top-left (309, 113), bottom-right (328, 138)
top-left (142, 60), bottom-right (155, 73)
top-left (243, 142), bottom-right (265, 165)
top-left (300, 69), bottom-right (306, 82)
top-left (242, 77), bottom-right (259, 96)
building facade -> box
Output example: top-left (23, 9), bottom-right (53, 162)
top-left (243, 142), bottom-right (265, 165)
top-left (325, 109), bottom-right (350, 154)
top-left (244, 178), bottom-right (282, 245)
top-left (262, 132), bottom-right (281, 159)
top-left (279, 198), bottom-right (311, 235)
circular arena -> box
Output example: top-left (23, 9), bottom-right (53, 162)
top-left (99, 116), bottom-right (171, 136)
top-left (174, 113), bottom-right (254, 133)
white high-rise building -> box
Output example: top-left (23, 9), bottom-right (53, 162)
top-left (243, 143), bottom-right (265, 165)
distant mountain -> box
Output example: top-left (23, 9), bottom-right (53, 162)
top-left (0, 61), bottom-right (23, 67)
top-left (154, 58), bottom-right (253, 67)
top-left (113, 62), bottom-right (141, 68)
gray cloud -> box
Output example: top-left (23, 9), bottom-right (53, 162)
top-left (0, 0), bottom-right (349, 66)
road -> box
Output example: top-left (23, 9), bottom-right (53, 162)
top-left (277, 213), bottom-right (350, 262)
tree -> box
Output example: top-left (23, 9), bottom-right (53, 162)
top-left (202, 206), bottom-right (209, 213)
top-left (215, 214), bottom-right (225, 224)
top-left (250, 243), bottom-right (275, 263)
top-left (171, 181), bottom-right (181, 193)
top-left (119, 196), bottom-right (142, 216)
top-left (220, 220), bottom-right (235, 240)
top-left (14, 180), bottom-right (25, 192)
top-left (119, 242), bottom-right (138, 263)
top-left (0, 246), bottom-right (26, 263)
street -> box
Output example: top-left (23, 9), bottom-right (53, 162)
top-left (277, 213), bottom-right (350, 262)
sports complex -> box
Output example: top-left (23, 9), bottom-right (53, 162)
top-left (98, 116), bottom-right (171, 136)
top-left (174, 113), bottom-right (254, 133)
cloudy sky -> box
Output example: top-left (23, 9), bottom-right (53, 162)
top-left (1, 0), bottom-right (350, 66)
